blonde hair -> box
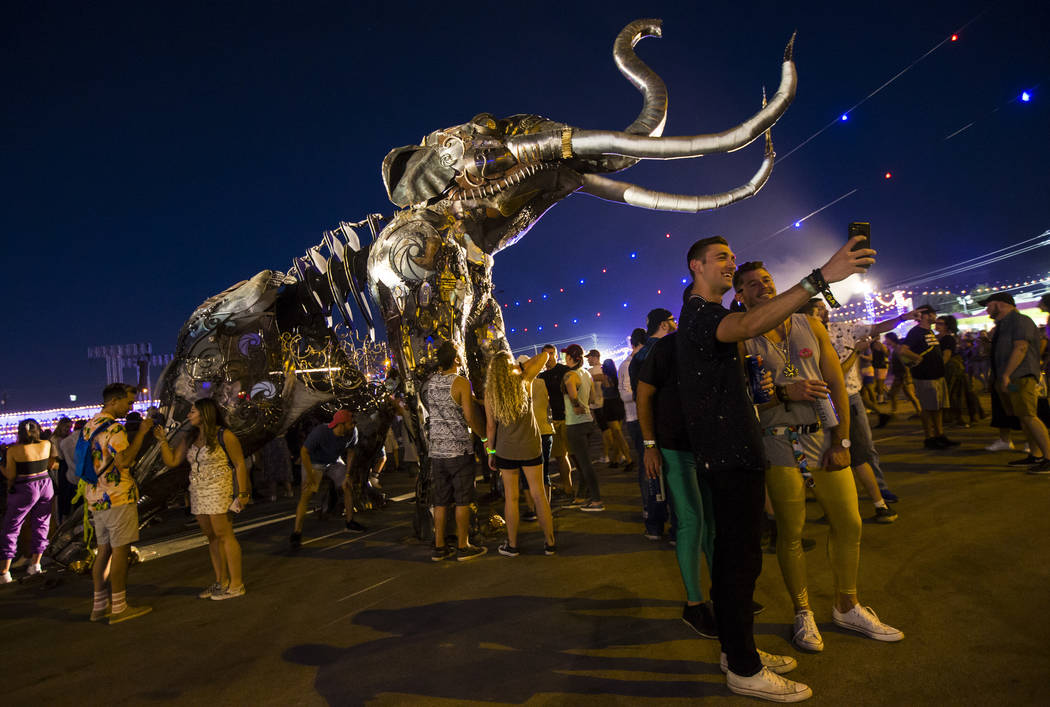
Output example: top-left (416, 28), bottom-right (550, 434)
top-left (485, 353), bottom-right (529, 426)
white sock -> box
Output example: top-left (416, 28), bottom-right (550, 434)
top-left (874, 500), bottom-right (888, 510)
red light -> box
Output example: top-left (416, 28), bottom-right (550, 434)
top-left (554, 323), bottom-right (558, 327)
top-left (950, 34), bottom-right (958, 41)
top-left (504, 303), bottom-right (508, 307)
top-left (596, 312), bottom-right (601, 317)
top-left (527, 299), bottom-right (532, 303)
top-left (523, 328), bottom-right (528, 332)
top-left (665, 233), bottom-right (671, 238)
top-left (602, 268), bottom-right (607, 273)
top-left (559, 288), bottom-right (564, 293)
top-left (884, 172), bottom-right (892, 179)
top-left (657, 289), bottom-right (662, 294)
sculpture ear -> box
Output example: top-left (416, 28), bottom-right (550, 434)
top-left (382, 145), bottom-right (456, 208)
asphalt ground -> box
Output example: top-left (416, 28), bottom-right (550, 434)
top-left (2, 403), bottom-right (1048, 706)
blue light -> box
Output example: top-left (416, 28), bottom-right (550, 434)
top-left (510, 328), bottom-right (516, 333)
top-left (515, 301), bottom-right (520, 306)
top-left (840, 113), bottom-right (849, 121)
top-left (1021, 91), bottom-right (1031, 102)
top-left (681, 277), bottom-right (688, 284)
top-left (579, 278), bottom-right (585, 285)
top-left (630, 252), bottom-right (638, 259)
top-left (537, 325), bottom-right (543, 331)
top-left (542, 293), bottom-right (548, 299)
top-left (572, 318), bottom-right (579, 324)
top-left (794, 221), bottom-right (801, 228)
top-left (622, 302), bottom-right (628, 308)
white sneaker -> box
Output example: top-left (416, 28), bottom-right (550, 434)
top-left (368, 474), bottom-right (382, 490)
top-left (0, 571), bottom-right (12, 584)
top-left (793, 609), bottom-right (824, 652)
top-left (984, 439), bottom-right (1014, 452)
top-left (720, 649), bottom-right (797, 675)
top-left (832, 605), bottom-right (904, 641)
top-left (26, 563), bottom-right (44, 576)
top-left (727, 666), bottom-right (812, 702)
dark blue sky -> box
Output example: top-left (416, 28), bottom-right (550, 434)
top-left (3, 0), bottom-right (1048, 409)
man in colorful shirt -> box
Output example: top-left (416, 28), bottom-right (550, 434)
top-left (84, 383), bottom-right (154, 624)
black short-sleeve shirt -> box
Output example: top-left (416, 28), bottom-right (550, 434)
top-left (539, 363), bottom-right (571, 421)
top-left (903, 324), bottom-right (944, 380)
top-left (638, 333), bottom-right (691, 451)
top-left (676, 295), bottom-right (765, 474)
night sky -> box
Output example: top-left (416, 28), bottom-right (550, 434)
top-left (4, 0), bottom-right (1048, 410)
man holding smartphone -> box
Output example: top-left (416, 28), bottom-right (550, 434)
top-left (676, 234), bottom-right (873, 702)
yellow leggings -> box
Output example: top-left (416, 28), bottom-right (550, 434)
top-left (766, 465), bottom-right (862, 609)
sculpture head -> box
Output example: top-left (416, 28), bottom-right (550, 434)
top-left (381, 19), bottom-right (797, 255)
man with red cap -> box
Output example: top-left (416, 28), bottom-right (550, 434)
top-left (290, 408), bottom-right (363, 550)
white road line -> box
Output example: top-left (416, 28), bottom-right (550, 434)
top-left (319, 523), bottom-right (406, 551)
top-left (336, 575), bottom-right (399, 602)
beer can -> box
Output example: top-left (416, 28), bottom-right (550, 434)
top-left (813, 394), bottom-right (839, 428)
top-left (745, 354), bottom-right (771, 403)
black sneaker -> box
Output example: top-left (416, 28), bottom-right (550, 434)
top-left (936, 435), bottom-right (961, 447)
top-left (682, 602), bottom-right (718, 639)
top-left (457, 544), bottom-right (488, 561)
top-left (923, 437), bottom-right (946, 450)
top-left (498, 542), bottom-right (520, 557)
top-left (431, 545), bottom-right (454, 562)
top-left (873, 505), bottom-right (898, 523)
top-left (544, 542), bottom-right (557, 556)
top-left (289, 531), bottom-right (302, 550)
top-left (1027, 458), bottom-right (1050, 475)
top-left (1008, 455), bottom-right (1042, 466)
top-left (346, 520), bottom-right (367, 533)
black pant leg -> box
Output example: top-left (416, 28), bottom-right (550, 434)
top-left (705, 467), bottom-right (765, 676)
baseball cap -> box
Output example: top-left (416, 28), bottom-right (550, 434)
top-left (586, 349), bottom-right (601, 359)
top-left (646, 307), bottom-right (673, 335)
top-left (561, 344), bottom-right (584, 359)
top-left (978, 292), bottom-right (1015, 307)
top-left (328, 409), bottom-right (354, 428)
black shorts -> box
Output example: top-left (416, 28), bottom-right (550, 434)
top-left (494, 454), bottom-right (543, 470)
top-left (591, 406), bottom-right (609, 431)
top-left (602, 396), bottom-right (626, 423)
top-left (431, 454), bottom-right (476, 506)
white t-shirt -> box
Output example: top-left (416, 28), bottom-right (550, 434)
top-left (828, 321), bottom-right (874, 396)
top-left (618, 355), bottom-right (637, 422)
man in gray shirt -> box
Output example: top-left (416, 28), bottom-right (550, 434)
top-left (984, 292), bottom-right (1050, 474)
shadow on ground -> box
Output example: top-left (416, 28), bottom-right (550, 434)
top-left (284, 594), bottom-right (726, 704)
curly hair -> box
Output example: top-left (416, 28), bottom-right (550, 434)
top-left (484, 353), bottom-right (529, 426)
top-left (191, 397), bottom-right (228, 451)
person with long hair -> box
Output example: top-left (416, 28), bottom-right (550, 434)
top-left (936, 314), bottom-right (985, 426)
top-left (485, 350), bottom-right (557, 556)
top-left (1, 420), bottom-right (55, 583)
top-left (155, 398), bottom-right (250, 600)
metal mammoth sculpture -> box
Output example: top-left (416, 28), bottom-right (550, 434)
top-left (51, 18), bottom-right (798, 564)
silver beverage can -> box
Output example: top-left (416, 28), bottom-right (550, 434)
top-left (813, 394), bottom-right (839, 428)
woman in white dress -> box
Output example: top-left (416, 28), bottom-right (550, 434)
top-left (156, 398), bottom-right (250, 600)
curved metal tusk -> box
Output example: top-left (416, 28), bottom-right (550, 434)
top-left (577, 130), bottom-right (775, 212)
top-left (572, 33), bottom-right (796, 159)
top-left (599, 19), bottom-right (668, 174)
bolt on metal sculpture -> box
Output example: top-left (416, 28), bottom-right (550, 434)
top-left (50, 18), bottom-right (797, 565)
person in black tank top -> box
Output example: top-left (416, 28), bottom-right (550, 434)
top-left (1, 419), bottom-right (55, 582)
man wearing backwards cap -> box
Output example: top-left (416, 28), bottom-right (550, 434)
top-left (983, 292), bottom-right (1050, 474)
top-left (290, 409), bottom-right (363, 550)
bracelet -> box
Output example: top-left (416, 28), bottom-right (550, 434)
top-left (808, 268), bottom-right (841, 308)
top-left (480, 437), bottom-right (488, 443)
top-left (799, 277), bottom-right (818, 296)
top-left (643, 440), bottom-right (657, 449)
top-left (486, 448), bottom-right (496, 455)
top-left (774, 385), bottom-right (789, 403)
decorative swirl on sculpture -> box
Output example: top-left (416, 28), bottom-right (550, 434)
top-left (238, 332), bottom-right (263, 356)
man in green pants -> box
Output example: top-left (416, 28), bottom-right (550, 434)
top-left (635, 330), bottom-right (718, 638)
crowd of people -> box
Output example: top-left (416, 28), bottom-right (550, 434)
top-left (3, 233), bottom-right (1049, 703)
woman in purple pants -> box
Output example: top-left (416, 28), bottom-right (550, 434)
top-left (2, 419), bottom-right (56, 583)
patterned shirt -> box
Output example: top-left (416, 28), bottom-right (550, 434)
top-left (827, 322), bottom-right (873, 396)
top-left (83, 413), bottom-right (138, 511)
top-left (422, 372), bottom-right (474, 458)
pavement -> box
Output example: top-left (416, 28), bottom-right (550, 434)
top-left (2, 404), bottom-right (1048, 706)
